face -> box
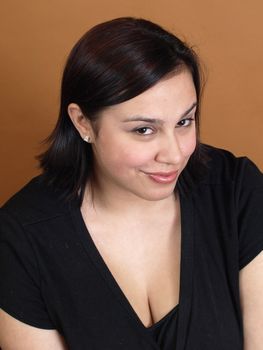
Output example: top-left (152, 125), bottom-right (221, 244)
top-left (90, 69), bottom-right (197, 202)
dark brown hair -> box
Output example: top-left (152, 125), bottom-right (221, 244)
top-left (39, 17), bottom-right (205, 202)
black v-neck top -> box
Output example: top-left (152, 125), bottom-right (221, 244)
top-left (148, 304), bottom-right (179, 350)
top-left (1, 145), bottom-right (263, 350)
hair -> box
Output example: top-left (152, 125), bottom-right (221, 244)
top-left (39, 17), bottom-right (207, 203)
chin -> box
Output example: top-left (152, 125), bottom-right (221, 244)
top-left (137, 187), bottom-right (176, 202)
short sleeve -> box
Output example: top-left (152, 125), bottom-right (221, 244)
top-left (0, 209), bottom-right (55, 329)
top-left (237, 158), bottom-right (263, 269)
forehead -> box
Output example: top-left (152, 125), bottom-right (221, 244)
top-left (99, 69), bottom-right (197, 121)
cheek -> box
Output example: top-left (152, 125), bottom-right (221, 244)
top-left (95, 135), bottom-right (154, 173)
top-left (114, 144), bottom-right (154, 171)
top-left (181, 133), bottom-right (197, 158)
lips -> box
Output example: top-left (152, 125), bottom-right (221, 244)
top-left (144, 171), bottom-right (178, 184)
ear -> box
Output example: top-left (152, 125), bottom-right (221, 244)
top-left (68, 103), bottom-right (94, 141)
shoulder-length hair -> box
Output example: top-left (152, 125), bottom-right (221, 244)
top-left (39, 17), bottom-right (206, 203)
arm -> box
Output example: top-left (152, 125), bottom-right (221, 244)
top-left (239, 251), bottom-right (263, 350)
top-left (0, 309), bottom-right (68, 350)
top-left (0, 209), bottom-right (68, 350)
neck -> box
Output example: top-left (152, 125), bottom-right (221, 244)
top-left (82, 180), bottom-right (178, 217)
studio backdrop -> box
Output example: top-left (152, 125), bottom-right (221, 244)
top-left (1, 0), bottom-right (262, 205)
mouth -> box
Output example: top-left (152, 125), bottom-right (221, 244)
top-left (143, 171), bottom-right (179, 184)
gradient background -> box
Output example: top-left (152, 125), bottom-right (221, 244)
top-left (1, 0), bottom-right (262, 205)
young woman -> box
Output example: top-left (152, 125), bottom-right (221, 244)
top-left (0, 17), bottom-right (262, 350)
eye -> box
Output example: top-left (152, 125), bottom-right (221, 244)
top-left (176, 117), bottom-right (195, 128)
top-left (134, 127), bottom-right (154, 135)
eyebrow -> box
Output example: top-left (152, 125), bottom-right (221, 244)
top-left (122, 102), bottom-right (198, 124)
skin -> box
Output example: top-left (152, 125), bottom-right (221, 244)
top-left (239, 251), bottom-right (263, 349)
top-left (70, 69), bottom-right (197, 208)
top-left (0, 69), bottom-right (262, 348)
top-left (0, 309), bottom-right (68, 350)
top-left (70, 69), bottom-right (197, 327)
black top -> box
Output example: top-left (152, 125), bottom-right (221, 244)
top-left (148, 304), bottom-right (179, 350)
top-left (1, 145), bottom-right (263, 350)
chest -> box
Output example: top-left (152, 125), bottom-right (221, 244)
top-left (82, 211), bottom-right (181, 328)
top-left (31, 188), bottom-right (243, 349)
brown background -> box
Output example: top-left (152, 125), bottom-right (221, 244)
top-left (1, 0), bottom-right (262, 205)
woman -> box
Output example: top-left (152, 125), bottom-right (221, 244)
top-left (0, 17), bottom-right (262, 350)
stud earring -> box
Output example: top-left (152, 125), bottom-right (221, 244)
top-left (83, 136), bottom-right (91, 143)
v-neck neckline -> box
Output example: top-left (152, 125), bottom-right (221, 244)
top-left (70, 188), bottom-right (194, 350)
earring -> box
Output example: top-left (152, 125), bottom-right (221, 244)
top-left (83, 135), bottom-right (91, 143)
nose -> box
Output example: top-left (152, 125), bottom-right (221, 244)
top-left (155, 133), bottom-right (183, 165)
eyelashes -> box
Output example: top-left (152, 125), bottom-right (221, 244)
top-left (135, 127), bottom-right (154, 135)
top-left (176, 117), bottom-right (195, 128)
top-left (133, 117), bottom-right (195, 136)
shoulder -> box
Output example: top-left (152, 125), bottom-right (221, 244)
top-left (1, 175), bottom-right (70, 227)
top-left (201, 144), bottom-right (263, 188)
top-left (198, 145), bottom-right (263, 269)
